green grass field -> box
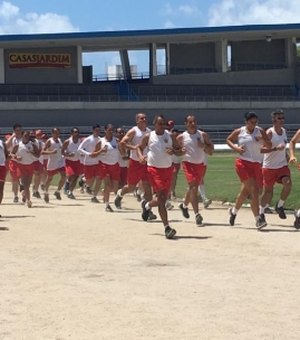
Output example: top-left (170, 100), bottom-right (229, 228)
top-left (46, 151), bottom-right (300, 209)
top-left (174, 151), bottom-right (300, 210)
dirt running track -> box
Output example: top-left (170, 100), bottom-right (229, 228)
top-left (0, 187), bottom-right (300, 340)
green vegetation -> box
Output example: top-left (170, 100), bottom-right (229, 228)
top-left (175, 151), bottom-right (300, 210)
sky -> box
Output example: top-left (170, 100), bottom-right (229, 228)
top-left (1, 0), bottom-right (300, 75)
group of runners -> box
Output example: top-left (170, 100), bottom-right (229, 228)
top-left (0, 110), bottom-right (300, 239)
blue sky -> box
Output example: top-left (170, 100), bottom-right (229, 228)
top-left (1, 0), bottom-right (300, 75)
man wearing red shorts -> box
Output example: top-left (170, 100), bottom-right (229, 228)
top-left (78, 125), bottom-right (102, 203)
top-left (114, 113), bottom-right (155, 220)
top-left (0, 138), bottom-right (8, 210)
top-left (62, 127), bottom-right (82, 199)
top-left (177, 114), bottom-right (214, 226)
top-left (260, 110), bottom-right (291, 222)
top-left (5, 123), bottom-right (22, 203)
top-left (137, 115), bottom-right (183, 239)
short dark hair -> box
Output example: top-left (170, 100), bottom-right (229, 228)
top-left (153, 114), bottom-right (166, 125)
top-left (244, 111), bottom-right (258, 121)
top-left (92, 124), bottom-right (100, 130)
top-left (13, 123), bottom-right (22, 130)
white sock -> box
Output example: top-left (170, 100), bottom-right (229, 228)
top-left (277, 199), bottom-right (285, 208)
top-left (232, 207), bottom-right (238, 215)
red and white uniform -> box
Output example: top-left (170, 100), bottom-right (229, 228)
top-left (262, 127), bottom-right (290, 187)
top-left (8, 136), bottom-right (21, 180)
top-left (235, 126), bottom-right (263, 186)
top-left (181, 130), bottom-right (207, 185)
top-left (16, 140), bottom-right (36, 177)
top-left (65, 137), bottom-right (82, 177)
top-left (33, 139), bottom-right (44, 172)
top-left (147, 130), bottom-right (173, 194)
top-left (78, 134), bottom-right (101, 180)
top-left (99, 137), bottom-right (120, 181)
top-left (46, 138), bottom-right (65, 174)
top-left (118, 152), bottom-right (128, 186)
top-left (0, 140), bottom-right (7, 182)
top-left (127, 126), bottom-right (151, 186)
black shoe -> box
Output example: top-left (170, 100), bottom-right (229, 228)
top-left (256, 217), bottom-right (267, 230)
top-left (260, 213), bottom-right (266, 224)
top-left (44, 193), bottom-right (49, 203)
top-left (86, 186), bottom-right (93, 195)
top-left (148, 210), bottom-right (157, 221)
top-left (195, 213), bottom-right (203, 226)
top-left (179, 203), bottom-right (189, 219)
top-left (275, 203), bottom-right (286, 219)
top-left (54, 191), bottom-right (62, 200)
top-left (141, 200), bottom-right (150, 221)
top-left (67, 192), bottom-right (76, 199)
top-left (105, 204), bottom-right (114, 212)
top-left (228, 207), bottom-right (236, 226)
top-left (264, 207), bottom-right (273, 214)
top-left (165, 226), bottom-right (176, 239)
top-left (91, 197), bottom-right (100, 203)
top-left (294, 211), bottom-right (300, 229)
top-left (114, 195), bottom-right (122, 209)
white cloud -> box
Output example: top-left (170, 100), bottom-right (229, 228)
top-left (178, 4), bottom-right (201, 16)
top-left (208, 0), bottom-right (300, 26)
top-left (0, 1), bottom-right (78, 34)
top-left (162, 2), bottom-right (202, 19)
top-left (164, 20), bottom-right (176, 28)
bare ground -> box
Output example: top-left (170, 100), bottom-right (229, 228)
top-left (1, 186), bottom-right (300, 340)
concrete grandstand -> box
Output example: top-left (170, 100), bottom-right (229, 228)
top-left (0, 23), bottom-right (300, 140)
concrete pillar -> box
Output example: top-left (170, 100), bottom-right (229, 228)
top-left (149, 43), bottom-right (157, 77)
top-left (77, 45), bottom-right (83, 83)
top-left (0, 49), bottom-right (5, 83)
top-left (119, 50), bottom-right (132, 80)
top-left (215, 39), bottom-right (228, 72)
top-left (165, 43), bottom-right (170, 75)
top-left (285, 37), bottom-right (296, 69)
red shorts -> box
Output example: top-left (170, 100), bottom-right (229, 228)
top-left (17, 163), bottom-right (34, 177)
top-left (127, 159), bottom-right (149, 186)
top-left (83, 164), bottom-right (100, 180)
top-left (47, 167), bottom-right (65, 177)
top-left (9, 160), bottom-right (20, 181)
top-left (182, 161), bottom-right (206, 186)
top-left (33, 161), bottom-right (44, 172)
top-left (99, 162), bottom-right (120, 181)
top-left (262, 166), bottom-right (291, 187)
top-left (235, 159), bottom-right (262, 187)
top-left (147, 166), bottom-right (173, 195)
top-left (119, 166), bottom-right (128, 185)
top-left (65, 159), bottom-right (83, 177)
top-left (0, 165), bottom-right (7, 182)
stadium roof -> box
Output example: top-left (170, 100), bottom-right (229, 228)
top-left (1, 23), bottom-right (300, 52)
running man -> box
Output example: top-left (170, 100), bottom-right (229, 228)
top-left (137, 115), bottom-right (183, 239)
top-left (260, 110), bottom-right (291, 223)
top-left (42, 128), bottom-right (66, 203)
top-left (114, 113), bottom-right (155, 219)
top-left (226, 112), bottom-right (271, 230)
top-left (11, 131), bottom-right (39, 207)
top-left (77, 125), bottom-right (102, 203)
top-left (6, 123), bottom-right (22, 203)
top-left (92, 124), bottom-right (120, 212)
top-left (0, 137), bottom-right (8, 211)
top-left (62, 127), bottom-right (82, 199)
top-left (177, 114), bottom-right (214, 226)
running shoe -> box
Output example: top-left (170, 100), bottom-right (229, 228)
top-left (293, 211), bottom-right (300, 230)
top-left (114, 195), bottom-right (123, 209)
top-left (256, 217), bottom-right (267, 230)
top-left (165, 200), bottom-right (174, 210)
top-left (27, 200), bottom-right (32, 208)
top-left (13, 196), bottom-right (19, 203)
top-left (86, 186), bottom-right (93, 195)
top-left (179, 203), bottom-right (190, 219)
top-left (148, 210), bottom-right (157, 221)
top-left (195, 213), bottom-right (203, 226)
top-left (260, 213), bottom-right (266, 224)
top-left (105, 204), bottom-right (114, 212)
top-left (141, 200), bottom-right (150, 221)
top-left (67, 192), bottom-right (76, 199)
top-left (165, 226), bottom-right (176, 239)
top-left (228, 207), bottom-right (236, 226)
top-left (91, 197), bottom-right (100, 203)
top-left (275, 202), bottom-right (286, 219)
top-left (54, 191), bottom-right (62, 200)
top-left (203, 198), bottom-right (212, 209)
top-left (44, 193), bottom-right (49, 203)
